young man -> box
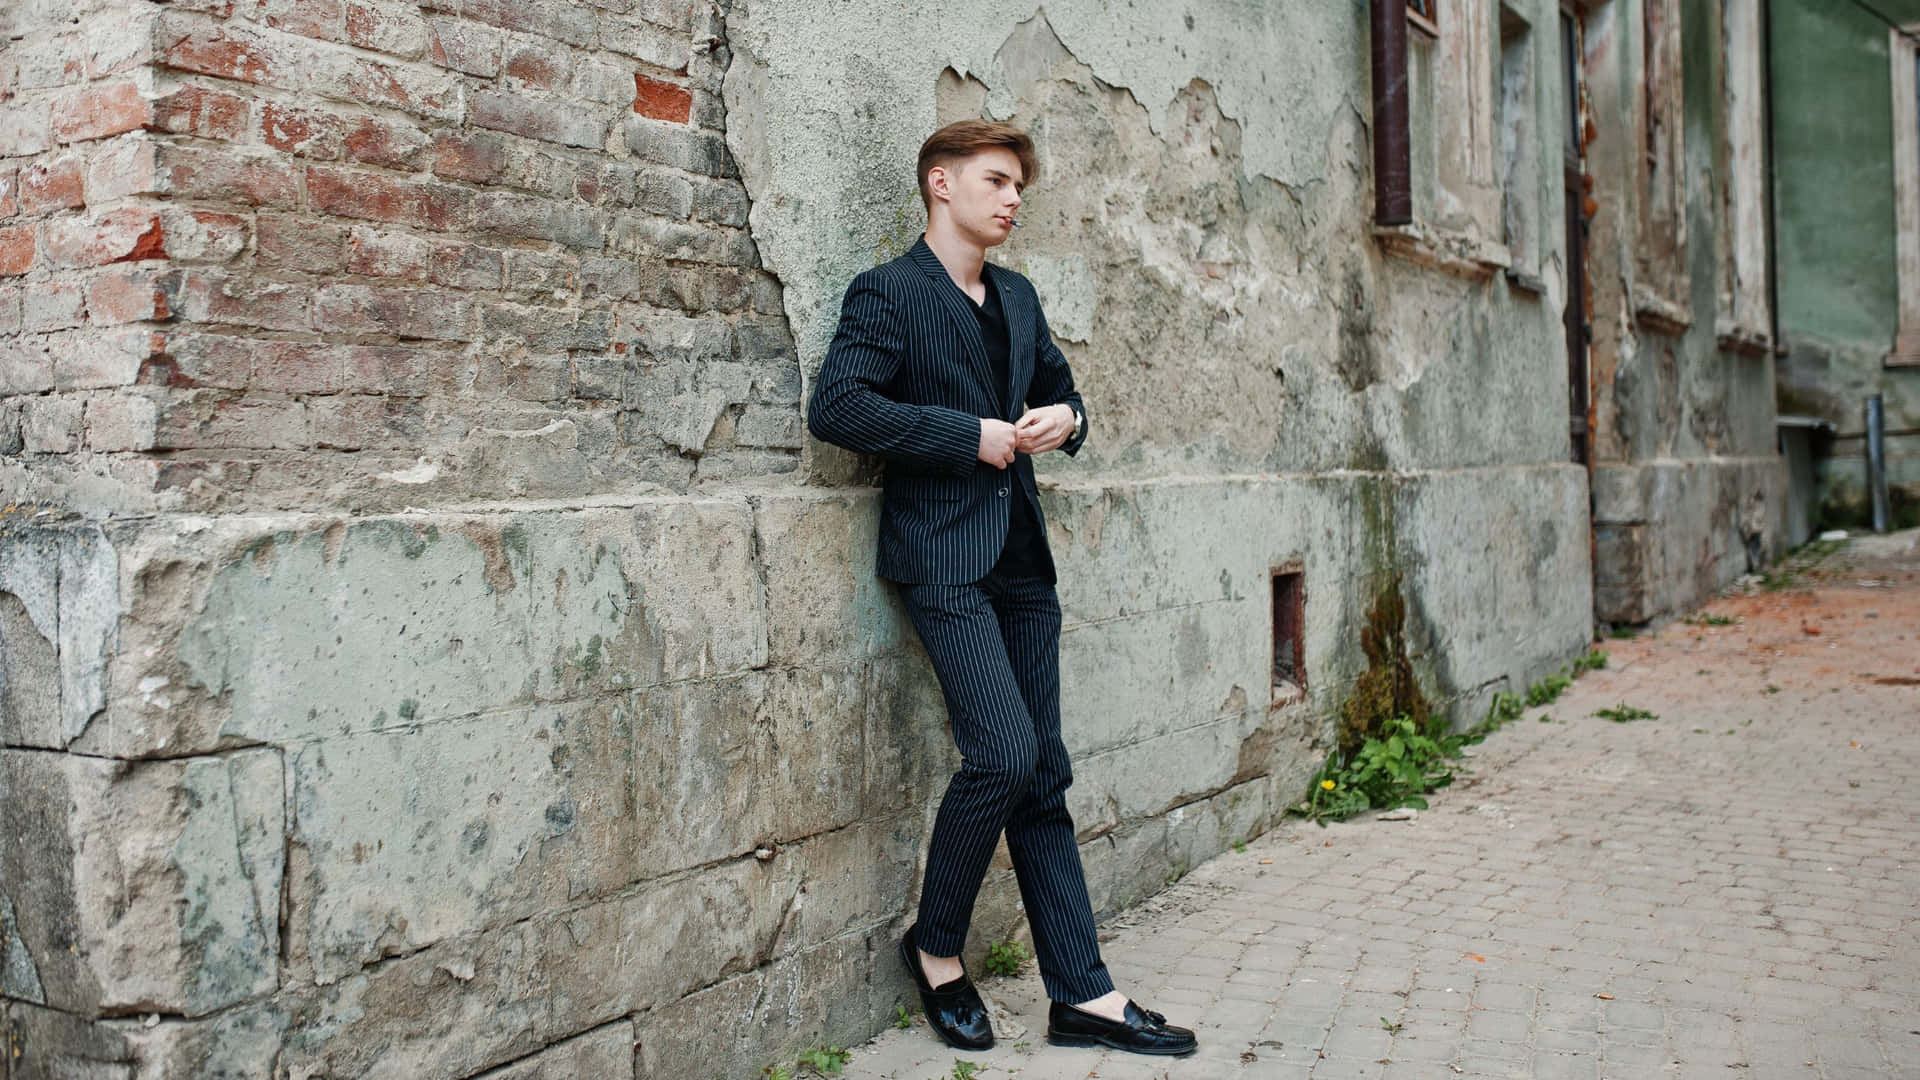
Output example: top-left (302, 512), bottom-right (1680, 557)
top-left (806, 120), bottom-right (1197, 1058)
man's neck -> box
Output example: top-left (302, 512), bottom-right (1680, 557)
top-left (924, 219), bottom-right (986, 292)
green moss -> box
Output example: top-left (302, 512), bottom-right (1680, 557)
top-left (1338, 574), bottom-right (1432, 758)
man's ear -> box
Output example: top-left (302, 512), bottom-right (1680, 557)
top-left (926, 163), bottom-right (952, 204)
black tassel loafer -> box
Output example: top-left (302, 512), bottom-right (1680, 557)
top-left (898, 927), bottom-right (994, 1051)
top-left (1047, 999), bottom-right (1198, 1056)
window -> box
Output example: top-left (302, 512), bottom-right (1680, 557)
top-left (1891, 26), bottom-right (1920, 366)
top-left (1634, 0), bottom-right (1690, 333)
top-left (1408, 0), bottom-right (1439, 38)
top-left (1498, 2), bottom-right (1542, 288)
top-left (1271, 567), bottom-right (1306, 705)
top-left (1375, 0), bottom-right (1520, 277)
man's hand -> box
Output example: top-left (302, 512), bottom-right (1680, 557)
top-left (978, 418), bottom-right (1017, 469)
top-left (1013, 404), bottom-right (1075, 455)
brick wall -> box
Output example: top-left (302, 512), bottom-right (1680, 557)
top-left (1, 0), bottom-right (800, 513)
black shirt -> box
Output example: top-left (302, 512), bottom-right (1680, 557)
top-left (972, 277), bottom-right (1048, 579)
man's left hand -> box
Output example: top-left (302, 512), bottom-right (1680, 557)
top-left (1013, 404), bottom-right (1075, 455)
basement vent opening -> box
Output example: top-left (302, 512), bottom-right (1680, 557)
top-left (1271, 565), bottom-right (1306, 706)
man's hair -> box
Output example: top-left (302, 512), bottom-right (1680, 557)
top-left (916, 120), bottom-right (1038, 212)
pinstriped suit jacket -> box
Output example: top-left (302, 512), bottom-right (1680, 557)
top-left (806, 236), bottom-right (1088, 585)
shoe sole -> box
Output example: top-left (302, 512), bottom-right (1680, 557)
top-left (1046, 1032), bottom-right (1198, 1056)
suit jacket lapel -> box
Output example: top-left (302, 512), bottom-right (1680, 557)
top-left (987, 263), bottom-right (1032, 416)
top-left (906, 238), bottom-right (998, 408)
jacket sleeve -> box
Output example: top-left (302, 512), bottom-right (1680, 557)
top-left (805, 274), bottom-right (981, 475)
top-left (1025, 293), bottom-right (1089, 457)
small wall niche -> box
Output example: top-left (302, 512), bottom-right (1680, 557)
top-left (1271, 564), bottom-right (1306, 706)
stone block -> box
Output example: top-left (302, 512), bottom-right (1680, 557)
top-left (475, 1020), bottom-right (634, 1079)
top-left (0, 748), bottom-right (282, 1017)
top-left (276, 919), bottom-right (549, 1080)
top-left (632, 931), bottom-right (884, 1080)
top-left (751, 491), bottom-right (904, 667)
top-left (1057, 597), bottom-right (1266, 757)
top-left (537, 856), bottom-right (789, 1035)
top-left (631, 665), bottom-right (865, 878)
top-left (173, 516), bottom-right (539, 744)
top-left (285, 697), bottom-right (636, 983)
top-left (0, 520), bottom-right (116, 750)
top-left (861, 652), bottom-right (950, 817)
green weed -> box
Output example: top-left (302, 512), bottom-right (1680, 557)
top-left (1595, 703), bottom-right (1658, 723)
top-left (1379, 1017), bottom-right (1404, 1034)
top-left (1683, 612), bottom-right (1737, 626)
top-left (794, 1046), bottom-right (850, 1076)
top-left (983, 940), bottom-right (1029, 978)
top-left (950, 1061), bottom-right (980, 1080)
top-left (893, 1004), bottom-right (912, 1029)
top-left (1570, 649), bottom-right (1609, 674)
top-left (1231, 838), bottom-right (1247, 853)
top-left (1527, 671), bottom-right (1573, 706)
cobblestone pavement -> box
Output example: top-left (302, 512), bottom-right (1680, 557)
top-left (835, 531), bottom-right (1920, 1080)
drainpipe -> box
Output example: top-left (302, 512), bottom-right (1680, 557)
top-left (1371, 0), bottom-right (1413, 225)
top-left (1866, 394), bottom-right (1889, 533)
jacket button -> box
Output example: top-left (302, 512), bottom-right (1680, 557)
top-left (997, 487), bottom-right (1009, 498)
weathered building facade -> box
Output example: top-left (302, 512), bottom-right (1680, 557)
top-left (1581, 0), bottom-right (1789, 623)
top-left (1770, 0), bottom-right (1920, 530)
top-left (0, 0), bottom-right (1779, 1076)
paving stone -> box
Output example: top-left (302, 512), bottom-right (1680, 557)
top-left (832, 564), bottom-right (1920, 1079)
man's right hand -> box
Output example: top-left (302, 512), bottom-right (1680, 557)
top-left (978, 418), bottom-right (1017, 469)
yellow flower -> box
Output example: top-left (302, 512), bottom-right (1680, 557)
top-left (1320, 779), bottom-right (1337, 791)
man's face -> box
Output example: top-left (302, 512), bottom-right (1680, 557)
top-left (931, 147), bottom-right (1024, 248)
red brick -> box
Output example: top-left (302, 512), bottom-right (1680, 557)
top-left (345, 344), bottom-right (432, 396)
top-left (85, 136), bottom-right (160, 203)
top-left (258, 213), bottom-right (348, 273)
top-left (87, 12), bottom-right (160, 78)
top-left (633, 72), bottom-right (692, 124)
top-left (22, 281), bottom-right (87, 331)
top-left (161, 144), bottom-right (301, 207)
top-left (308, 165), bottom-right (472, 231)
top-left (53, 82), bottom-right (154, 144)
top-left (84, 393), bottom-right (160, 451)
top-left (88, 268), bottom-right (180, 325)
top-left (155, 208), bottom-right (250, 262)
top-left (254, 341), bottom-right (349, 393)
top-left (0, 103), bottom-right (55, 158)
top-left (20, 154), bottom-right (85, 213)
top-left (153, 393), bottom-right (310, 450)
top-left (430, 131), bottom-right (506, 184)
top-left (148, 85), bottom-right (251, 141)
top-left (504, 43), bottom-right (565, 88)
top-left (313, 284), bottom-right (475, 341)
top-left (55, 327), bottom-right (163, 389)
top-left (429, 242), bottom-right (504, 290)
top-left (346, 226), bottom-right (432, 281)
top-left (43, 209), bottom-right (167, 267)
top-left (346, 1), bottom-right (430, 58)
top-left (341, 115), bottom-right (431, 171)
top-left (260, 102), bottom-right (344, 159)
top-left (166, 333), bottom-right (254, 389)
top-left (426, 15), bottom-right (501, 77)
top-left (0, 170), bottom-right (17, 218)
top-left (258, 0), bottom-right (346, 41)
top-left (177, 271), bottom-right (312, 331)
top-left (0, 226), bottom-right (34, 276)
top-left (160, 22), bottom-right (285, 84)
top-left (1, 337), bottom-right (55, 394)
top-left (16, 32), bottom-right (86, 90)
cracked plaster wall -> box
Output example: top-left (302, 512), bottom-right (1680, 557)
top-left (0, 0), bottom-right (1612, 1075)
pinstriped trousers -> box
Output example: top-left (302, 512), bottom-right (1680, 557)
top-left (897, 568), bottom-right (1116, 1004)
